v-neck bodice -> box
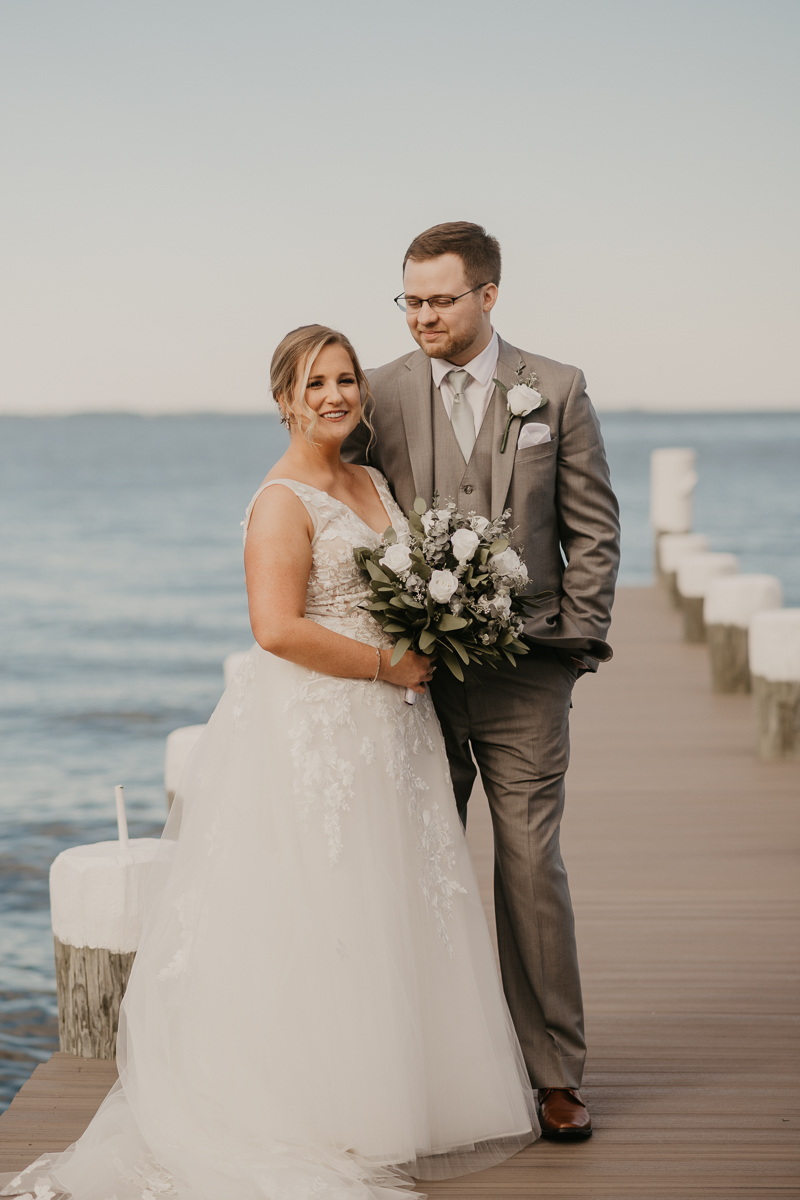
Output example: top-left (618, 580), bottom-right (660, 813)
top-left (243, 467), bottom-right (409, 648)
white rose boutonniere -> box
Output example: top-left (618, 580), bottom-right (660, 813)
top-left (493, 360), bottom-right (549, 453)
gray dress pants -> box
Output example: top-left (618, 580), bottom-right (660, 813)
top-left (429, 645), bottom-right (586, 1089)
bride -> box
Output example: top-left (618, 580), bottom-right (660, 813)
top-left (3, 325), bottom-right (538, 1200)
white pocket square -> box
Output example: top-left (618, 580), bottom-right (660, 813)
top-left (517, 422), bottom-right (551, 449)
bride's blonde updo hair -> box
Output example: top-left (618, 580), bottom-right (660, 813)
top-left (270, 324), bottom-right (373, 447)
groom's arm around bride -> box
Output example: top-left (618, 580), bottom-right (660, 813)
top-left (344, 221), bottom-right (620, 1138)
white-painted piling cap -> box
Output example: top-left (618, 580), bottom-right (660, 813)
top-left (223, 650), bottom-right (250, 688)
top-left (650, 448), bottom-right (697, 533)
top-left (749, 609), bottom-right (800, 682)
top-left (658, 533), bottom-right (710, 572)
top-left (50, 838), bottom-right (175, 953)
top-left (164, 724), bottom-right (206, 803)
top-left (676, 552), bottom-right (738, 599)
top-left (704, 575), bottom-right (783, 629)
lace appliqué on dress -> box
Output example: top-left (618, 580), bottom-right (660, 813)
top-left (249, 471), bottom-right (466, 951)
top-left (1, 1163), bottom-right (58, 1200)
top-left (284, 674), bottom-right (359, 866)
top-left (379, 691), bottom-right (467, 955)
top-left (113, 1152), bottom-right (178, 1198)
top-left (156, 889), bottom-right (199, 981)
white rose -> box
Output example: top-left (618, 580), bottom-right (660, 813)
top-left (429, 569), bottom-right (459, 604)
top-left (489, 594), bottom-right (513, 618)
top-left (490, 547), bottom-right (526, 577)
top-left (420, 512), bottom-right (435, 533)
top-left (450, 528), bottom-right (481, 563)
top-left (507, 384), bottom-right (544, 417)
top-left (471, 515), bottom-right (491, 534)
top-left (382, 543), bottom-right (413, 574)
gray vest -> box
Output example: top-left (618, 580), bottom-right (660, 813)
top-left (431, 384), bottom-right (499, 517)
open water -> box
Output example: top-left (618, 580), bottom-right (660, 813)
top-left (1, 411), bottom-right (799, 1107)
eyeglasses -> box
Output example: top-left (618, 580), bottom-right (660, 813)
top-left (393, 283), bottom-right (491, 313)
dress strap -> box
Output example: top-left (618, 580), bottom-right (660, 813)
top-left (242, 480), bottom-right (322, 545)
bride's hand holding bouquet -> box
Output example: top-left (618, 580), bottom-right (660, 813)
top-left (355, 498), bottom-right (553, 703)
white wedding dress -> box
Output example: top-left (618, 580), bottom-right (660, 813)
top-left (3, 468), bottom-right (538, 1200)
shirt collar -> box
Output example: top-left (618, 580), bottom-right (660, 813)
top-left (430, 330), bottom-right (499, 389)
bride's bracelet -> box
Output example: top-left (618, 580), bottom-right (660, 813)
top-left (371, 647), bottom-right (382, 683)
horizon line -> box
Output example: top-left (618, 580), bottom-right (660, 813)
top-left (2, 407), bottom-right (800, 420)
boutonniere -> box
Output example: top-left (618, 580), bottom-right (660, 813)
top-left (493, 360), bottom-right (549, 453)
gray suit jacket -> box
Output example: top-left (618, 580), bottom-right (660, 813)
top-left (344, 335), bottom-right (620, 663)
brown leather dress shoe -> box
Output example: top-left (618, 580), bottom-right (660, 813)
top-left (537, 1088), bottom-right (593, 1139)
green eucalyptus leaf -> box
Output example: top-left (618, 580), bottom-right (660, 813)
top-left (413, 497), bottom-right (428, 515)
top-left (492, 377), bottom-right (509, 396)
top-left (419, 628), bottom-right (437, 652)
top-left (439, 647), bottom-right (464, 682)
top-left (390, 637), bottom-right (413, 666)
top-left (365, 560), bottom-right (390, 584)
top-left (383, 526), bottom-right (397, 545)
top-left (489, 538), bottom-right (509, 556)
top-left (437, 613), bottom-right (469, 631)
top-left (383, 623), bottom-right (407, 634)
top-left (445, 634), bottom-right (470, 664)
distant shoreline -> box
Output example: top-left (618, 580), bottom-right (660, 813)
top-left (2, 409), bottom-right (800, 420)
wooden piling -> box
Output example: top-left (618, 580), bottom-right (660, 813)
top-left (753, 677), bottom-right (800, 760)
top-left (53, 938), bottom-right (135, 1059)
top-left (707, 623), bottom-right (750, 691)
top-left (681, 595), bottom-right (705, 642)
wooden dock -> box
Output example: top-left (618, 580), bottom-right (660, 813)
top-left (1, 587), bottom-right (798, 1196)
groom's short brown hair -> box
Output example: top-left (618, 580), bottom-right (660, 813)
top-left (403, 221), bottom-right (502, 288)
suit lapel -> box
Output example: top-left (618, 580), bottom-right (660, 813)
top-left (399, 351), bottom-right (435, 504)
top-left (490, 337), bottom-right (524, 517)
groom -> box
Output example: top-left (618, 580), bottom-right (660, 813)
top-left (344, 222), bottom-right (620, 1138)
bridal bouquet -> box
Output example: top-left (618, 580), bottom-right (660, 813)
top-left (354, 498), bottom-right (553, 684)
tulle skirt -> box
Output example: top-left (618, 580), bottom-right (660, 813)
top-left (2, 643), bottom-right (537, 1199)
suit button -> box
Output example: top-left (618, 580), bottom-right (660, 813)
top-left (463, 485), bottom-right (474, 494)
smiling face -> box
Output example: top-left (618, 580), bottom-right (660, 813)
top-left (285, 342), bottom-right (362, 444)
top-left (403, 252), bottom-right (497, 364)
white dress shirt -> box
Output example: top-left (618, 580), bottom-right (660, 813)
top-left (431, 330), bottom-right (499, 434)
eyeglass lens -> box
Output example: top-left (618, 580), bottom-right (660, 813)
top-left (394, 283), bottom-right (489, 313)
top-left (403, 297), bottom-right (455, 312)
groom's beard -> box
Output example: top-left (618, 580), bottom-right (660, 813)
top-left (412, 321), bottom-right (482, 363)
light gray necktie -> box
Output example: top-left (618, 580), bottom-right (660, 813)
top-left (446, 369), bottom-right (476, 461)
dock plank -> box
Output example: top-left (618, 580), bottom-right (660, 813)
top-left (1, 587), bottom-right (798, 1195)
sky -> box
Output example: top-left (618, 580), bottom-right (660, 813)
top-left (1, 0), bottom-right (798, 414)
